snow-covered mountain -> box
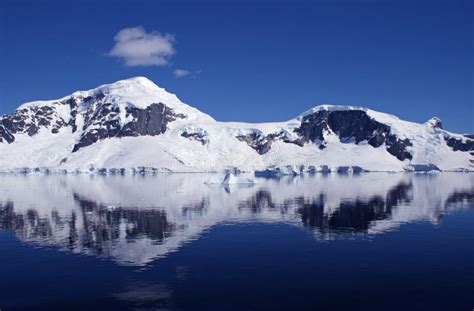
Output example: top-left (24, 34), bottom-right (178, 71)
top-left (1, 76), bottom-right (473, 173)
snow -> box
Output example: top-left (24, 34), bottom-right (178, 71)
top-left (1, 77), bottom-right (473, 173)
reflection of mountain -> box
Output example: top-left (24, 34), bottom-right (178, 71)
top-left (295, 181), bottom-right (412, 234)
top-left (0, 173), bottom-right (472, 266)
top-left (73, 194), bottom-right (176, 251)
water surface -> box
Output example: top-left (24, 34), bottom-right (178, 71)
top-left (0, 173), bottom-right (473, 310)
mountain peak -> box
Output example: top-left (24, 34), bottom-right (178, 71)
top-left (122, 76), bottom-right (154, 83)
top-left (15, 77), bottom-right (214, 122)
top-left (426, 117), bottom-right (443, 129)
top-left (97, 76), bottom-right (160, 92)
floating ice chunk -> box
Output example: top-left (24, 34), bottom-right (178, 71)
top-left (204, 173), bottom-right (256, 186)
top-left (222, 172), bottom-right (256, 185)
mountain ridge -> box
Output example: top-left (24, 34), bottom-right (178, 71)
top-left (1, 77), bottom-right (473, 173)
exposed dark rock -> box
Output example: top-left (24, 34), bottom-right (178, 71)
top-left (27, 123), bottom-right (39, 136)
top-left (386, 135), bottom-right (413, 161)
top-left (66, 97), bottom-right (80, 133)
top-left (72, 103), bottom-right (185, 152)
top-left (445, 135), bottom-right (474, 152)
top-left (328, 110), bottom-right (390, 145)
top-left (291, 109), bottom-right (413, 160)
top-left (51, 119), bottom-right (67, 134)
top-left (235, 109), bottom-right (414, 161)
top-left (236, 132), bottom-right (279, 155)
top-left (181, 131), bottom-right (208, 145)
top-left (427, 117), bottom-right (443, 129)
top-left (119, 103), bottom-right (181, 137)
top-left (0, 99), bottom-right (71, 143)
top-left (367, 131), bottom-right (384, 147)
top-left (236, 130), bottom-right (305, 155)
top-left (294, 110), bottom-right (330, 144)
top-left (0, 123), bottom-right (15, 143)
top-left (325, 111), bottom-right (413, 161)
top-left (293, 109), bottom-right (414, 160)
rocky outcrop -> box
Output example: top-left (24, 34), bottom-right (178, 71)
top-left (236, 129), bottom-right (305, 154)
top-left (72, 103), bottom-right (185, 152)
top-left (328, 110), bottom-right (389, 145)
top-left (294, 109), bottom-right (330, 146)
top-left (237, 132), bottom-right (281, 155)
top-left (0, 122), bottom-right (15, 143)
top-left (237, 109), bottom-right (413, 161)
top-left (444, 135), bottom-right (474, 152)
top-left (0, 90), bottom-right (185, 152)
top-left (181, 131), bottom-right (209, 145)
top-left (426, 117), bottom-right (443, 129)
top-left (0, 104), bottom-right (69, 143)
top-left (385, 135), bottom-right (413, 161)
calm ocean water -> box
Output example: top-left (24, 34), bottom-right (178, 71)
top-left (0, 173), bottom-right (473, 310)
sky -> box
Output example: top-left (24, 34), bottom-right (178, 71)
top-left (0, 0), bottom-right (472, 133)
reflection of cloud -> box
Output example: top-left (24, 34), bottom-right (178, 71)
top-left (0, 173), bottom-right (472, 266)
top-left (113, 283), bottom-right (172, 310)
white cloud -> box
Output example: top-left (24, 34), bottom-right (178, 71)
top-left (173, 69), bottom-right (191, 78)
top-left (108, 26), bottom-right (175, 67)
top-left (173, 69), bottom-right (202, 79)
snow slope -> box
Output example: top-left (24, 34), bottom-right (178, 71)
top-left (0, 77), bottom-right (472, 173)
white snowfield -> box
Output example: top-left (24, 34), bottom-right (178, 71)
top-left (0, 76), bottom-right (472, 173)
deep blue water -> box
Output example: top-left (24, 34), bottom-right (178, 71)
top-left (0, 173), bottom-right (473, 310)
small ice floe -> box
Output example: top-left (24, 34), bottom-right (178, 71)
top-left (222, 172), bottom-right (256, 185)
top-left (204, 172), bottom-right (256, 186)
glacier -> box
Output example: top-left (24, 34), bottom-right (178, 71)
top-left (0, 76), bottom-right (473, 173)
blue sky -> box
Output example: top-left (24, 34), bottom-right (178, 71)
top-left (0, 0), bottom-right (472, 132)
